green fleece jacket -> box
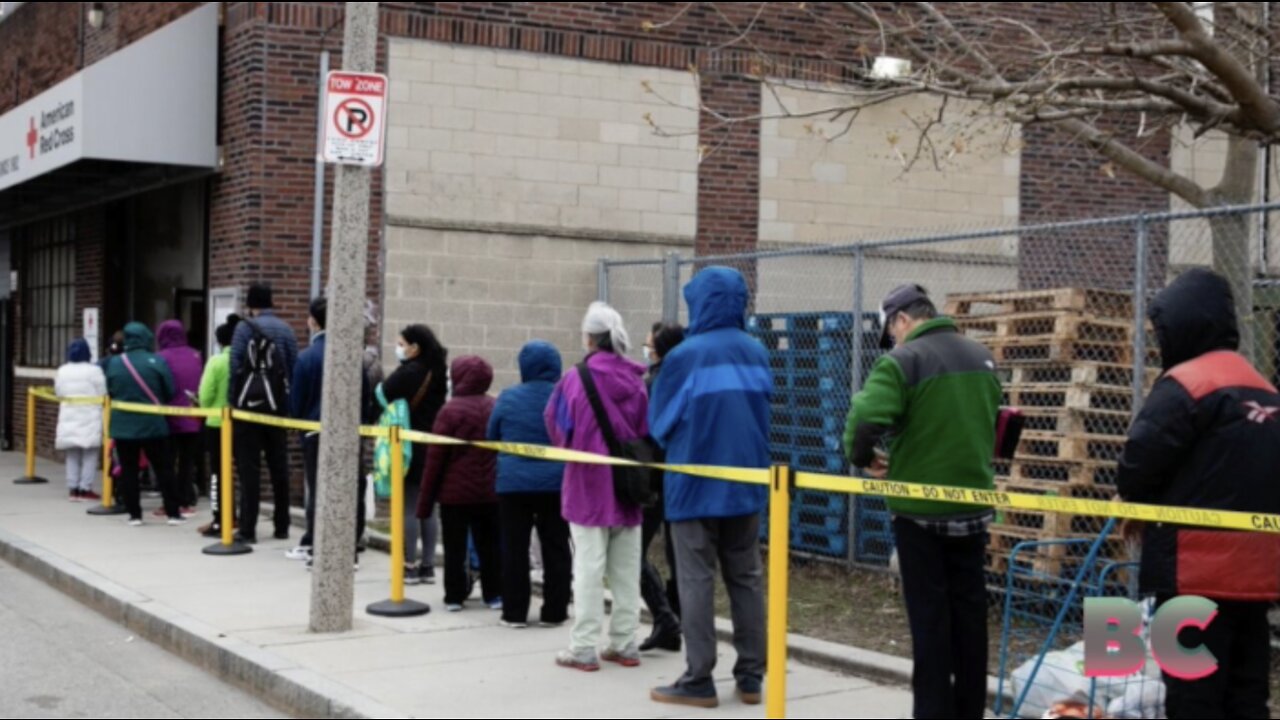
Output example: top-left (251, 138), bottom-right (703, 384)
top-left (843, 317), bottom-right (1001, 518)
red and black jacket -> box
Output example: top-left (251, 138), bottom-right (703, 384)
top-left (1117, 269), bottom-right (1280, 601)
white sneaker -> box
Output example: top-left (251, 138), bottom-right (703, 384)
top-left (446, 604), bottom-right (464, 613)
top-left (127, 519), bottom-right (143, 527)
top-left (500, 619), bottom-right (528, 629)
top-left (167, 518), bottom-right (187, 527)
top-left (285, 546), bottom-right (313, 561)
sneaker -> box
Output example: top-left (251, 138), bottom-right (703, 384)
top-left (539, 619), bottom-right (567, 629)
top-left (445, 604), bottom-right (464, 613)
top-left (233, 533), bottom-right (258, 545)
top-left (127, 518), bottom-right (144, 528)
top-left (500, 619), bottom-right (528, 629)
top-left (167, 517), bottom-right (187, 527)
top-left (555, 649), bottom-right (600, 673)
top-left (80, 490), bottom-right (101, 502)
top-left (69, 490), bottom-right (82, 502)
top-left (180, 507), bottom-right (197, 519)
top-left (486, 598), bottom-right (504, 611)
top-left (403, 565), bottom-right (423, 586)
top-left (285, 546), bottom-right (313, 561)
top-left (421, 567), bottom-right (436, 585)
top-left (651, 683), bottom-right (719, 709)
top-left (601, 644), bottom-right (641, 668)
top-left (736, 678), bottom-right (763, 706)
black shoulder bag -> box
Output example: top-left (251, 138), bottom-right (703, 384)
top-left (576, 362), bottom-right (658, 509)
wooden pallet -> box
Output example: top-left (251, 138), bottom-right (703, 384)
top-left (1017, 432), bottom-right (1128, 463)
top-left (946, 288), bottom-right (1134, 320)
top-left (1003, 384), bottom-right (1135, 414)
top-left (993, 457), bottom-right (1121, 489)
top-left (1018, 407), bottom-right (1131, 437)
top-left (955, 312), bottom-right (1134, 344)
top-left (988, 529), bottom-right (1068, 575)
top-left (1002, 362), bottom-right (1160, 390)
top-left (983, 337), bottom-right (1159, 366)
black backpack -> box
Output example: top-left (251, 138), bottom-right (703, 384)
top-left (233, 319), bottom-right (289, 415)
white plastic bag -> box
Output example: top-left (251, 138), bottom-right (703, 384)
top-left (1011, 646), bottom-right (1091, 718)
top-left (1106, 678), bottom-right (1166, 719)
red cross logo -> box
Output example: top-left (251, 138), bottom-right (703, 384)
top-left (26, 117), bottom-right (37, 159)
top-left (1244, 401), bottom-right (1279, 424)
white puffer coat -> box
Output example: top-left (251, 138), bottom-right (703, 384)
top-left (55, 362), bottom-right (107, 450)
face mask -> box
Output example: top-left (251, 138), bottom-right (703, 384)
top-left (643, 346), bottom-right (652, 363)
top-left (395, 346), bottom-right (407, 363)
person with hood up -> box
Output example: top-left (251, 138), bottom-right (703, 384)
top-left (157, 320), bottom-right (204, 518)
top-left (105, 323), bottom-right (180, 526)
top-left (648, 268), bottom-right (770, 708)
top-left (545, 302), bottom-right (648, 673)
top-left (384, 324), bottom-right (449, 585)
top-left (418, 355), bottom-right (500, 612)
top-left (488, 341), bottom-right (571, 629)
top-left (56, 338), bottom-right (107, 502)
top-left (1117, 268), bottom-right (1280, 719)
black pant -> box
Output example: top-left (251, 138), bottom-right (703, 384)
top-left (300, 433), bottom-right (367, 551)
top-left (116, 438), bottom-right (179, 521)
top-left (234, 423), bottom-right (291, 540)
top-left (893, 517), bottom-right (988, 720)
top-left (498, 493), bottom-right (572, 625)
top-left (1157, 595), bottom-right (1271, 719)
top-left (441, 503), bottom-right (501, 605)
top-left (642, 502), bottom-right (680, 632)
top-left (173, 432), bottom-right (204, 507)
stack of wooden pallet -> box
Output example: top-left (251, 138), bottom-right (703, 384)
top-left (945, 288), bottom-right (1160, 578)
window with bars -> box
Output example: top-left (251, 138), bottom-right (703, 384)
top-left (20, 221), bottom-right (76, 368)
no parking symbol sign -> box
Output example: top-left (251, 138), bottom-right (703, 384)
top-left (322, 71), bottom-right (388, 167)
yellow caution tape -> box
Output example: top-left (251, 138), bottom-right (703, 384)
top-left (404, 430), bottom-right (466, 447)
top-left (229, 410), bottom-right (321, 433)
top-left (795, 473), bottom-right (1280, 536)
top-left (31, 387), bottom-right (104, 406)
top-left (111, 401), bottom-right (220, 419)
top-left (471, 441), bottom-right (769, 485)
top-left (360, 426), bottom-right (391, 440)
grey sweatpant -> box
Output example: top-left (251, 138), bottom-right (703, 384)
top-left (671, 514), bottom-right (766, 686)
top-left (64, 447), bottom-right (99, 492)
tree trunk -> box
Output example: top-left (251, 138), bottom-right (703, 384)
top-left (1208, 212), bottom-right (1257, 362)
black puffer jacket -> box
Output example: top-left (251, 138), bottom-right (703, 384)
top-left (1117, 269), bottom-right (1280, 601)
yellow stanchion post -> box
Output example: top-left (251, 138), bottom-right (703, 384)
top-left (204, 406), bottom-right (251, 556)
top-left (14, 387), bottom-right (48, 484)
top-left (87, 397), bottom-right (127, 516)
top-left (368, 426), bottom-right (430, 617)
top-left (766, 464), bottom-right (792, 719)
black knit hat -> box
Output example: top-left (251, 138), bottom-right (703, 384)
top-left (247, 283), bottom-right (274, 310)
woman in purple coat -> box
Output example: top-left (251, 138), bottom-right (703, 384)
top-left (545, 302), bottom-right (648, 672)
top-left (157, 320), bottom-right (205, 516)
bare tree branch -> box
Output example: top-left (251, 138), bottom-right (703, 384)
top-left (1058, 116), bottom-right (1209, 207)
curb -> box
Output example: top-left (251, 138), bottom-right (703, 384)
top-left (0, 527), bottom-right (409, 720)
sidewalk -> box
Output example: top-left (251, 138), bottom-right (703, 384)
top-left (0, 451), bottom-right (912, 718)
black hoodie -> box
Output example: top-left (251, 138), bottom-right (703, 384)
top-left (1117, 269), bottom-right (1280, 600)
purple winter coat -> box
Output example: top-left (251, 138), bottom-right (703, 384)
top-left (157, 320), bottom-right (204, 435)
top-left (544, 350), bottom-right (648, 528)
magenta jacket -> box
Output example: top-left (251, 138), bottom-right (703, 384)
top-left (157, 320), bottom-right (204, 435)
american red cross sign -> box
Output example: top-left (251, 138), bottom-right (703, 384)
top-left (322, 71), bottom-right (388, 167)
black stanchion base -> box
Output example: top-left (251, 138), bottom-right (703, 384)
top-left (14, 476), bottom-right (49, 485)
top-left (202, 541), bottom-right (254, 556)
top-left (87, 505), bottom-right (129, 516)
top-left (367, 599), bottom-right (431, 618)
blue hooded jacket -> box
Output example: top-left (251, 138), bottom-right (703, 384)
top-left (650, 267), bottom-right (771, 522)
top-left (487, 341), bottom-right (566, 494)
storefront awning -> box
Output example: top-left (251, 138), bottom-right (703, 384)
top-left (0, 3), bottom-right (218, 229)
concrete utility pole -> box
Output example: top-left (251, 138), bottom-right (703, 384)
top-left (309, 1), bottom-right (379, 634)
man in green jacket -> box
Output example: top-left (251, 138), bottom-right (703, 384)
top-left (843, 284), bottom-right (1001, 720)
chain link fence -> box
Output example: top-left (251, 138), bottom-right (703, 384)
top-left (601, 203), bottom-right (1280, 716)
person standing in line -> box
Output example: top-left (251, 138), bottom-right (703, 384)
top-left (198, 315), bottom-right (239, 538)
top-left (639, 322), bottom-right (685, 653)
top-left (228, 283), bottom-right (299, 544)
top-left (419, 355), bottom-right (501, 612)
top-left (488, 340), bottom-right (571, 629)
top-left (105, 322), bottom-right (182, 526)
top-left (56, 338), bottom-right (107, 502)
top-left (157, 320), bottom-right (204, 519)
top-left (382, 324), bottom-right (448, 585)
top-left (545, 302), bottom-right (648, 672)
top-left (843, 284), bottom-right (1001, 720)
top-left (287, 297), bottom-right (371, 568)
top-left (1117, 268), bottom-right (1280, 720)
top-left (648, 269), bottom-right (769, 709)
